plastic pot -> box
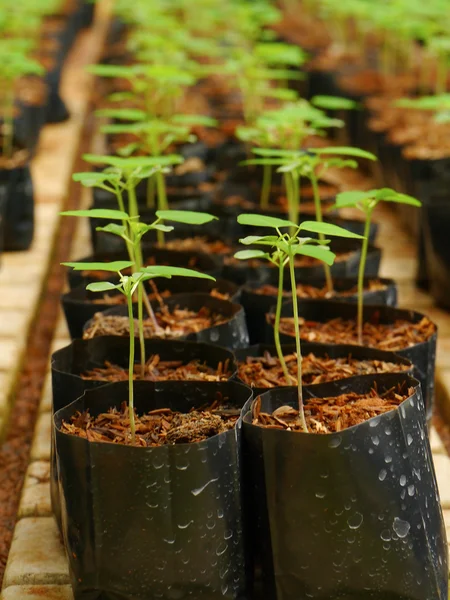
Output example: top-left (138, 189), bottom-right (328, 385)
top-left (62, 277), bottom-right (240, 340)
top-left (54, 380), bottom-right (253, 600)
top-left (242, 373), bottom-right (448, 599)
top-left (235, 342), bottom-right (412, 396)
top-left (51, 337), bottom-right (238, 412)
top-left (0, 159), bottom-right (34, 251)
top-left (268, 299), bottom-right (437, 419)
top-left (241, 276), bottom-right (397, 344)
top-left (82, 293), bottom-right (250, 350)
top-left (66, 247), bottom-right (221, 289)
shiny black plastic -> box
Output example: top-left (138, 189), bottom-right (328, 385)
top-left (242, 374), bottom-right (448, 600)
top-left (54, 380), bottom-right (253, 600)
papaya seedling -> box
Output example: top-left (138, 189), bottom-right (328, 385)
top-left (334, 187), bottom-right (421, 344)
top-left (234, 213), bottom-right (363, 432)
top-left (62, 261), bottom-right (215, 444)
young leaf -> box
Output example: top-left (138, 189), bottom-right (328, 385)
top-left (61, 209), bottom-right (130, 220)
top-left (234, 249), bottom-right (270, 260)
top-left (95, 224), bottom-right (127, 237)
top-left (155, 210), bottom-right (217, 225)
top-left (239, 235), bottom-right (281, 245)
top-left (299, 221), bottom-right (364, 238)
top-left (334, 191), bottom-right (370, 208)
top-left (312, 96), bottom-right (360, 110)
top-left (141, 266), bottom-right (216, 280)
top-left (72, 172), bottom-right (120, 186)
top-left (290, 244), bottom-right (336, 265)
top-left (62, 261), bottom-right (134, 272)
top-left (86, 282), bottom-right (121, 293)
top-left (237, 214), bottom-right (297, 229)
top-left (311, 147), bottom-right (377, 161)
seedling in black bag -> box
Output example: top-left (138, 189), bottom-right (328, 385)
top-left (234, 213), bottom-right (363, 432)
top-left (61, 205), bottom-right (217, 378)
top-left (334, 187), bottom-right (421, 344)
top-left (62, 260), bottom-right (216, 444)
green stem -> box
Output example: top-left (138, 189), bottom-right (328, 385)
top-left (288, 253), bottom-right (308, 433)
top-left (116, 188), bottom-right (134, 262)
top-left (274, 258), bottom-right (292, 385)
top-left (261, 164), bottom-right (272, 209)
top-left (156, 171), bottom-right (168, 245)
top-left (284, 173), bottom-right (298, 236)
top-left (357, 214), bottom-right (372, 346)
top-left (311, 172), bottom-right (333, 293)
top-left (127, 291), bottom-right (136, 444)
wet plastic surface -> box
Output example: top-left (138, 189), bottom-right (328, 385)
top-left (242, 374), bottom-right (448, 600)
top-left (54, 380), bottom-right (253, 599)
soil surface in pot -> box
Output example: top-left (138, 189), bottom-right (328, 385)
top-left (83, 305), bottom-right (228, 340)
top-left (92, 285), bottom-right (231, 305)
top-left (225, 250), bottom-right (355, 268)
top-left (254, 279), bottom-right (385, 300)
top-left (238, 351), bottom-right (410, 388)
top-left (276, 315), bottom-right (435, 351)
top-left (81, 354), bottom-right (232, 382)
top-left (252, 383), bottom-right (413, 433)
top-left (160, 236), bottom-right (232, 255)
top-left (61, 396), bottom-right (239, 446)
top-left (221, 193), bottom-right (334, 216)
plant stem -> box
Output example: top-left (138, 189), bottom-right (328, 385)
top-left (274, 258), bottom-right (292, 385)
top-left (357, 213), bottom-right (372, 346)
top-left (116, 188), bottom-right (134, 262)
top-left (128, 183), bottom-right (147, 378)
top-left (156, 170), bottom-right (168, 245)
top-left (311, 171), bottom-right (333, 293)
top-left (436, 53), bottom-right (448, 95)
top-left (288, 252), bottom-right (308, 433)
top-left (261, 164), bottom-right (272, 209)
top-left (127, 291), bottom-right (136, 444)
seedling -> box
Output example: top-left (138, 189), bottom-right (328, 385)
top-left (234, 213), bottom-right (363, 432)
top-left (0, 40), bottom-right (44, 158)
top-left (62, 261), bottom-right (215, 444)
top-left (244, 146), bottom-right (376, 289)
top-left (62, 201), bottom-right (217, 378)
top-left (334, 188), bottom-right (421, 344)
top-left (395, 94), bottom-right (450, 124)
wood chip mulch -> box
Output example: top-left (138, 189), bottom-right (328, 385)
top-left (238, 351), bottom-right (409, 388)
top-left (253, 279), bottom-right (386, 299)
top-left (253, 384), bottom-right (414, 433)
top-left (277, 315), bottom-right (435, 351)
top-left (83, 305), bottom-right (228, 340)
top-left (82, 355), bottom-right (232, 382)
top-left (61, 396), bottom-right (239, 447)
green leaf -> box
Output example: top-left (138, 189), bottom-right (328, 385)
top-left (62, 261), bottom-right (134, 272)
top-left (86, 282), bottom-right (121, 293)
top-left (233, 249), bottom-right (270, 260)
top-left (95, 223), bottom-right (127, 237)
top-left (95, 108), bottom-right (147, 121)
top-left (171, 114), bottom-right (218, 127)
top-left (237, 214), bottom-right (297, 229)
top-left (141, 266), bottom-right (215, 280)
top-left (373, 188), bottom-right (422, 206)
top-left (239, 235), bottom-right (280, 245)
top-left (155, 210), bottom-right (217, 225)
top-left (61, 209), bottom-right (129, 220)
top-left (82, 154), bottom-right (183, 169)
top-left (72, 172), bottom-right (120, 187)
top-left (152, 224), bottom-right (174, 232)
top-left (334, 191), bottom-right (371, 208)
top-left (299, 221), bottom-right (364, 238)
top-left (311, 96), bottom-right (360, 110)
top-left (290, 245), bottom-right (336, 265)
top-left (311, 147), bottom-right (377, 161)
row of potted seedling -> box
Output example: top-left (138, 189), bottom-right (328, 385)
top-left (50, 0), bottom-right (448, 597)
